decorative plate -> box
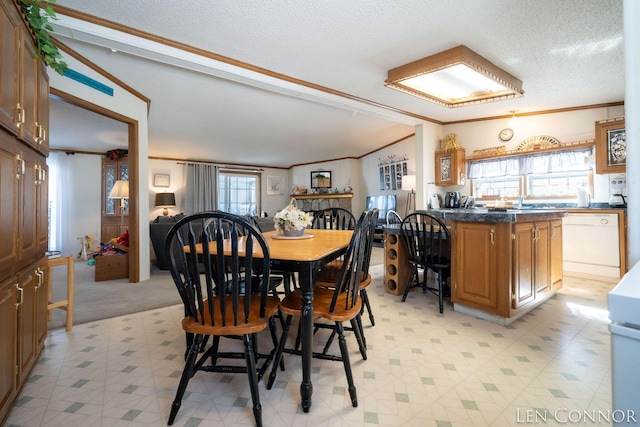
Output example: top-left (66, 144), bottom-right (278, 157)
top-left (271, 233), bottom-right (314, 240)
top-left (515, 135), bottom-right (561, 151)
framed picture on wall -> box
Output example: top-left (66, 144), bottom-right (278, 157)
top-left (267, 175), bottom-right (284, 195)
top-left (595, 117), bottom-right (626, 174)
top-left (154, 173), bottom-right (170, 187)
top-left (311, 171), bottom-right (332, 190)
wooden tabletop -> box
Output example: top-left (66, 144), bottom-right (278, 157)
top-left (191, 229), bottom-right (353, 262)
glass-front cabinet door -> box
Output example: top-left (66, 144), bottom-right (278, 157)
top-left (435, 148), bottom-right (465, 187)
top-left (101, 158), bottom-right (128, 242)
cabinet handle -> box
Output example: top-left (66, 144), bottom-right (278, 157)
top-left (490, 228), bottom-right (495, 245)
top-left (15, 155), bottom-right (25, 179)
top-left (15, 283), bottom-right (23, 309)
top-left (16, 103), bottom-right (25, 127)
top-left (35, 268), bottom-right (44, 291)
top-left (34, 164), bottom-right (40, 185)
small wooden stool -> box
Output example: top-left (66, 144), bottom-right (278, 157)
top-left (47, 255), bottom-right (75, 331)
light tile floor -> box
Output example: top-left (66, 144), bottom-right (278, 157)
top-left (6, 269), bottom-right (616, 427)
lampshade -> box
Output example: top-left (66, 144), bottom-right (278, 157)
top-left (385, 45), bottom-right (524, 108)
top-left (401, 175), bottom-right (416, 192)
top-left (155, 192), bottom-right (176, 207)
top-left (155, 192), bottom-right (176, 216)
top-left (108, 180), bottom-right (129, 199)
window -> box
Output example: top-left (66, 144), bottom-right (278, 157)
top-left (469, 146), bottom-right (593, 200)
top-left (472, 176), bottom-right (521, 198)
top-left (527, 171), bottom-right (591, 198)
top-left (218, 171), bottom-right (260, 215)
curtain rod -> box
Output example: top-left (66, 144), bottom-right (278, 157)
top-left (176, 161), bottom-right (264, 172)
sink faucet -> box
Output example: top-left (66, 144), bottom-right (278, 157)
top-left (517, 195), bottom-right (526, 208)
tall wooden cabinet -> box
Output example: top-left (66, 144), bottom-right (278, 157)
top-left (0, 0), bottom-right (50, 423)
top-left (101, 158), bottom-right (129, 242)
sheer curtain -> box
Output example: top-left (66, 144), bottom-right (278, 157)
top-left (184, 163), bottom-right (218, 214)
top-left (467, 148), bottom-right (592, 178)
top-left (48, 152), bottom-right (72, 254)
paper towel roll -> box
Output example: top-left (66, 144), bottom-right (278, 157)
top-left (577, 186), bottom-right (590, 208)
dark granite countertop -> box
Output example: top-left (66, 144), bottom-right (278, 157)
top-left (419, 208), bottom-right (568, 223)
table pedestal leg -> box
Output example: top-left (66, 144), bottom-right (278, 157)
top-left (300, 265), bottom-right (314, 412)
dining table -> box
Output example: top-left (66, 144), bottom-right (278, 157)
top-left (196, 228), bottom-right (354, 412)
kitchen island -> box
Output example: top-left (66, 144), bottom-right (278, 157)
top-left (386, 208), bottom-right (567, 324)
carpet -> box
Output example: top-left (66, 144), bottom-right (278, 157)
top-left (48, 246), bottom-right (387, 331)
top-left (48, 259), bottom-right (182, 331)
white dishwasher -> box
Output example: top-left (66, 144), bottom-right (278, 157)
top-left (562, 213), bottom-right (620, 280)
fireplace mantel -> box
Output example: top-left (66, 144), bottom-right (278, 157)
top-left (290, 193), bottom-right (353, 212)
top-left (291, 193), bottom-right (353, 200)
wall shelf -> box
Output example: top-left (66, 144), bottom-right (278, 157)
top-left (291, 193), bottom-right (353, 199)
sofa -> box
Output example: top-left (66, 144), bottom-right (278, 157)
top-left (149, 214), bottom-right (275, 270)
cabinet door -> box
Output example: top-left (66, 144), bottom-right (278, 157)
top-left (35, 63), bottom-right (49, 155)
top-left (17, 24), bottom-right (39, 149)
top-left (435, 148), bottom-right (465, 187)
top-left (512, 223), bottom-right (535, 308)
top-left (0, 131), bottom-right (19, 275)
top-left (452, 222), bottom-right (499, 312)
top-left (101, 159), bottom-right (129, 242)
top-left (0, 275), bottom-right (18, 425)
top-left (16, 148), bottom-right (39, 269)
top-left (534, 221), bottom-right (551, 294)
top-left (36, 162), bottom-right (48, 254)
top-left (0, 0), bottom-right (20, 135)
top-left (35, 257), bottom-right (47, 351)
top-left (16, 264), bottom-right (37, 384)
top-left (550, 219), bottom-right (563, 290)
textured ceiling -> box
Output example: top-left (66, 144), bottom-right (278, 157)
top-left (48, 0), bottom-right (624, 168)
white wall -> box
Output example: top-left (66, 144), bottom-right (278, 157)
top-left (50, 48), bottom-right (151, 281)
top-left (359, 137), bottom-right (416, 216)
top-left (147, 159), bottom-right (290, 220)
top-left (442, 106), bottom-right (626, 203)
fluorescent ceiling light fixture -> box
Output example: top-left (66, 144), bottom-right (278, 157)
top-left (385, 45), bottom-right (524, 108)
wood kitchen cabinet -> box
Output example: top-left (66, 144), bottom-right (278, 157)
top-left (435, 148), bottom-right (465, 187)
top-left (0, 275), bottom-right (18, 425)
top-left (512, 221), bottom-right (552, 310)
top-left (0, 1), bottom-right (50, 423)
top-left (16, 258), bottom-right (47, 385)
top-left (452, 222), bottom-right (510, 317)
top-left (550, 219), bottom-right (563, 290)
top-left (0, 0), bottom-right (20, 135)
top-left (451, 217), bottom-right (563, 322)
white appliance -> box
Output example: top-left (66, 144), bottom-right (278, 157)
top-left (563, 213), bottom-right (620, 280)
top-left (609, 263), bottom-right (640, 424)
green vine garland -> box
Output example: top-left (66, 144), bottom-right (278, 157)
top-left (18, 0), bottom-right (68, 75)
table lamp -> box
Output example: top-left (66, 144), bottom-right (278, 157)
top-left (108, 180), bottom-right (129, 231)
top-left (401, 174), bottom-right (416, 215)
top-left (155, 192), bottom-right (176, 216)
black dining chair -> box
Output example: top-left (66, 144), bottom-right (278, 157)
top-left (314, 209), bottom-right (378, 352)
top-left (312, 207), bottom-right (357, 230)
top-left (164, 212), bottom-right (281, 427)
top-left (400, 212), bottom-right (451, 313)
top-left (386, 209), bottom-right (402, 226)
top-left (313, 207), bottom-right (376, 328)
top-left (266, 210), bottom-right (370, 407)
